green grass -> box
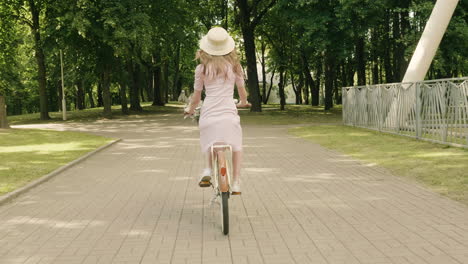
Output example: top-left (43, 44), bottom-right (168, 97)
top-left (239, 104), bottom-right (342, 125)
top-left (0, 129), bottom-right (113, 196)
top-left (290, 125), bottom-right (468, 205)
top-left (7, 102), bottom-right (182, 125)
top-left (8, 102), bottom-right (341, 126)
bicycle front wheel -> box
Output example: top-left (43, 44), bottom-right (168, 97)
top-left (220, 192), bottom-right (229, 235)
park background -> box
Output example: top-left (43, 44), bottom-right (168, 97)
top-left (1, 1), bottom-right (468, 263)
top-left (0, 0), bottom-right (467, 119)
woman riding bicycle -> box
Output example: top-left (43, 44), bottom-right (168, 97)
top-left (184, 27), bottom-right (250, 194)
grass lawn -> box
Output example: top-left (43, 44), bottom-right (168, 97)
top-left (0, 129), bottom-right (113, 196)
top-left (7, 102), bottom-right (177, 125)
top-left (8, 102), bottom-right (342, 126)
top-left (239, 104), bottom-right (342, 125)
top-left (290, 125), bottom-right (468, 205)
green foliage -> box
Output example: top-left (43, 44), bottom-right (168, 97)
top-left (0, 0), bottom-right (466, 116)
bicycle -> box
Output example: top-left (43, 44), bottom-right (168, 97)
top-left (184, 97), bottom-right (250, 235)
top-left (209, 143), bottom-right (233, 235)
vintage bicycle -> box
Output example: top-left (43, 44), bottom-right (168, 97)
top-left (184, 97), bottom-right (249, 235)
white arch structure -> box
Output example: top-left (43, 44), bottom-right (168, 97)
top-left (385, 0), bottom-right (460, 127)
top-left (403, 0), bottom-right (459, 83)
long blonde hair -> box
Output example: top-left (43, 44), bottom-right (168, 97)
top-left (196, 49), bottom-right (243, 80)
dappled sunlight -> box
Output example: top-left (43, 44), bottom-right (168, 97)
top-left (175, 138), bottom-right (198, 142)
top-left (138, 156), bottom-right (169, 161)
top-left (169, 176), bottom-right (192, 181)
top-left (347, 132), bottom-right (371, 137)
top-left (282, 173), bottom-right (340, 183)
top-left (120, 229), bottom-right (150, 237)
top-left (412, 152), bottom-right (467, 158)
top-left (29, 160), bottom-right (47, 164)
top-left (5, 216), bottom-right (106, 229)
top-left (286, 199), bottom-right (350, 209)
top-left (136, 169), bottom-right (167, 173)
top-left (0, 142), bottom-right (94, 154)
top-left (245, 167), bottom-right (279, 173)
top-left (54, 191), bottom-right (82, 195)
top-left (15, 200), bottom-right (38, 205)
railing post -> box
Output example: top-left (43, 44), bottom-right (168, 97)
top-left (342, 87), bottom-right (346, 125)
top-left (415, 82), bottom-right (422, 138)
top-left (442, 81), bottom-right (449, 143)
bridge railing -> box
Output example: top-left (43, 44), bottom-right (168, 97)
top-left (342, 77), bottom-right (468, 148)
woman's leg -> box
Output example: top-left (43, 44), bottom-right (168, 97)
top-left (232, 151), bottom-right (242, 182)
top-left (204, 150), bottom-right (212, 170)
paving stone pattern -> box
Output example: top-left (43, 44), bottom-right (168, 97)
top-left (1, 114), bottom-right (468, 264)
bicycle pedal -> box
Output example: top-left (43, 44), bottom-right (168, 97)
top-left (199, 181), bottom-right (211, 187)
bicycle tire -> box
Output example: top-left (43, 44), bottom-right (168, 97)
top-left (221, 192), bottom-right (229, 235)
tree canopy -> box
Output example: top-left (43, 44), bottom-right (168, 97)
top-left (0, 0), bottom-right (466, 118)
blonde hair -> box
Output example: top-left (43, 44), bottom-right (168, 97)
top-left (196, 49), bottom-right (243, 80)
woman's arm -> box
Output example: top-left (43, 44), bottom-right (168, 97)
top-left (186, 90), bottom-right (202, 115)
top-left (235, 69), bottom-right (251, 108)
top-left (185, 64), bottom-right (204, 115)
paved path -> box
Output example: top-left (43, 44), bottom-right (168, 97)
top-left (2, 113), bottom-right (468, 264)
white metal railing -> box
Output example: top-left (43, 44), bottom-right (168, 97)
top-left (342, 77), bottom-right (468, 148)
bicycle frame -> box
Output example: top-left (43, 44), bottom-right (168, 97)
top-left (210, 144), bottom-right (232, 197)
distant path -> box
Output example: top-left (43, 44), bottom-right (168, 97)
top-left (1, 113), bottom-right (468, 264)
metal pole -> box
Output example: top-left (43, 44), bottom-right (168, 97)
top-left (60, 50), bottom-right (66, 121)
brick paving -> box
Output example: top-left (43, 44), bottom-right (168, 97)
top-left (2, 113), bottom-right (468, 264)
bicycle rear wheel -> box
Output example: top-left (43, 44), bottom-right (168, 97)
top-left (220, 192), bottom-right (229, 235)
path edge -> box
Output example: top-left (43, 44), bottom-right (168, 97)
top-left (0, 138), bottom-right (122, 206)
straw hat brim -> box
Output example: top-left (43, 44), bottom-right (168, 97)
top-left (199, 35), bottom-right (235, 56)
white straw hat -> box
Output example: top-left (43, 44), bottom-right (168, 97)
top-left (199, 27), bottom-right (235, 56)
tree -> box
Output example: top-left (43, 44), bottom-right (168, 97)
top-left (235, 0), bottom-right (277, 112)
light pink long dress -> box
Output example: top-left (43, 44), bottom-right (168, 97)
top-left (194, 64), bottom-right (244, 153)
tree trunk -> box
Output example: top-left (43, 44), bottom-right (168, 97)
top-left (87, 84), bottom-right (95, 108)
top-left (28, 0), bottom-right (50, 120)
top-left (101, 64), bottom-right (112, 117)
top-left (371, 29), bottom-right (379, 84)
top-left (392, 10), bottom-right (401, 81)
top-left (223, 0), bottom-right (229, 29)
top-left (0, 95), bottom-right (9, 129)
top-left (76, 80), bottom-right (85, 110)
top-left (291, 71), bottom-right (302, 105)
top-left (300, 52), bottom-right (310, 105)
top-left (119, 80), bottom-right (129, 115)
top-left (356, 36), bottom-right (366, 85)
top-left (310, 58), bottom-right (320, 106)
top-left (140, 76), bottom-right (146, 103)
top-left (237, 0), bottom-right (261, 112)
top-left (129, 62), bottom-right (143, 111)
top-left (397, 0), bottom-right (410, 79)
top-left (261, 40), bottom-right (267, 103)
top-left (97, 82), bottom-right (103, 107)
top-left (384, 9), bottom-right (394, 83)
top-left (152, 53), bottom-right (165, 106)
top-left (297, 71), bottom-right (304, 105)
top-left (324, 51), bottom-right (335, 110)
top-left (172, 42), bottom-right (181, 101)
top-left (278, 67), bottom-right (286, 111)
top-left (163, 61), bottom-right (169, 103)
top-left (146, 67), bottom-right (154, 102)
top-left (264, 68), bottom-right (275, 104)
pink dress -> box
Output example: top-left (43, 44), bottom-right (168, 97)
top-left (194, 64), bottom-right (244, 153)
